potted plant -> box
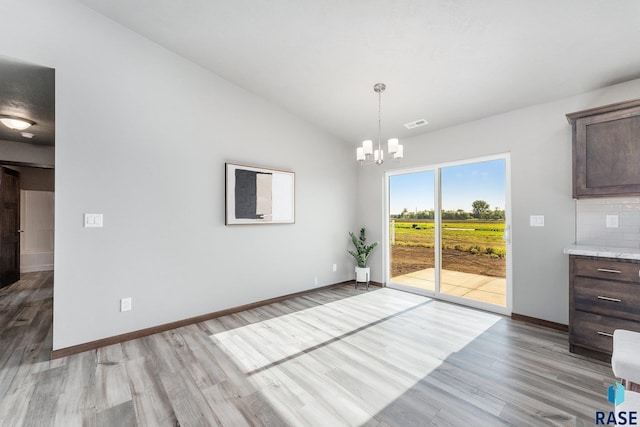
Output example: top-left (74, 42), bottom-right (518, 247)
top-left (348, 227), bottom-right (378, 284)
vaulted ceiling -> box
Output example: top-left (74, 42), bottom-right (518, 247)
top-left (77, 0), bottom-right (640, 145)
top-left (4, 1), bottom-right (640, 149)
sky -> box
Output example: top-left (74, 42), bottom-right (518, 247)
top-left (389, 158), bottom-right (506, 215)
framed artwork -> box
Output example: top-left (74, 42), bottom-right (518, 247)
top-left (225, 163), bottom-right (295, 225)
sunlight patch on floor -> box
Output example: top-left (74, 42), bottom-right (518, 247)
top-left (211, 288), bottom-right (502, 426)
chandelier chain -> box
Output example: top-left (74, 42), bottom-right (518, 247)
top-left (378, 88), bottom-right (382, 150)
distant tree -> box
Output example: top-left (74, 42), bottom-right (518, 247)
top-left (491, 207), bottom-right (505, 220)
top-left (472, 200), bottom-right (490, 219)
top-left (441, 210), bottom-right (455, 220)
top-left (455, 209), bottom-right (471, 220)
top-left (415, 209), bottom-right (434, 219)
top-left (400, 208), bottom-right (408, 218)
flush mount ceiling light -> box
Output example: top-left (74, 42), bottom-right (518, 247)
top-left (0, 115), bottom-right (35, 131)
top-left (357, 83), bottom-right (403, 166)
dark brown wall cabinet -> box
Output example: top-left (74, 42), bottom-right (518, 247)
top-left (569, 255), bottom-right (640, 356)
top-left (567, 99), bottom-right (640, 198)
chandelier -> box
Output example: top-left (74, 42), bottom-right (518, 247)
top-left (356, 83), bottom-right (403, 165)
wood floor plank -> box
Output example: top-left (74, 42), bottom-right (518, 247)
top-left (0, 382), bottom-right (37, 427)
top-left (54, 330), bottom-right (98, 426)
top-left (201, 386), bottom-right (252, 427)
top-left (95, 399), bottom-right (137, 427)
top-left (0, 273), bottom-right (619, 426)
top-left (22, 366), bottom-right (66, 427)
top-left (124, 355), bottom-right (178, 427)
top-left (92, 344), bottom-right (133, 412)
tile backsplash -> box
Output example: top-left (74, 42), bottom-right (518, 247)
top-left (576, 197), bottom-right (640, 248)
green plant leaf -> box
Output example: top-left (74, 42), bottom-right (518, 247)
top-left (347, 227), bottom-right (378, 268)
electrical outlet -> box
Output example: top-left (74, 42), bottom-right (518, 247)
top-left (120, 297), bottom-right (132, 312)
top-left (332, 264), bottom-right (337, 272)
top-left (606, 215), bottom-right (619, 228)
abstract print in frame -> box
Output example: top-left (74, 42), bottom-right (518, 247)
top-left (225, 163), bottom-right (295, 225)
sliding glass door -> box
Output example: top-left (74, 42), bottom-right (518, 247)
top-left (439, 159), bottom-right (507, 308)
top-left (388, 170), bottom-right (436, 293)
top-left (386, 155), bottom-right (511, 314)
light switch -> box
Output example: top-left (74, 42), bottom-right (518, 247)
top-left (606, 215), bottom-right (619, 228)
top-left (120, 297), bottom-right (132, 312)
top-left (84, 213), bottom-right (104, 228)
top-left (530, 215), bottom-right (544, 227)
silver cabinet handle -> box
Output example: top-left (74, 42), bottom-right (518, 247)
top-left (597, 331), bottom-right (614, 337)
top-left (597, 268), bottom-right (621, 274)
top-left (597, 296), bottom-right (622, 302)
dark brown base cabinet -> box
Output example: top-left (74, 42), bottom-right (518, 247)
top-left (569, 255), bottom-right (640, 356)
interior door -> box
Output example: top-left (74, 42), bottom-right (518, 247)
top-left (0, 167), bottom-right (20, 288)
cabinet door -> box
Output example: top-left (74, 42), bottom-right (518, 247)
top-left (573, 105), bottom-right (640, 198)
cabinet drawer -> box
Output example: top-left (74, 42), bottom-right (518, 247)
top-left (574, 276), bottom-right (640, 322)
top-left (572, 257), bottom-right (640, 283)
top-left (571, 311), bottom-right (640, 354)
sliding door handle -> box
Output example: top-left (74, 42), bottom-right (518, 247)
top-left (503, 224), bottom-right (511, 244)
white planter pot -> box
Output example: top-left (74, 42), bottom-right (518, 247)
top-left (355, 266), bottom-right (370, 283)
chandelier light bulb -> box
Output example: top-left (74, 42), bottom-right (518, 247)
top-left (362, 140), bottom-right (373, 156)
top-left (394, 144), bottom-right (404, 160)
top-left (388, 138), bottom-right (398, 154)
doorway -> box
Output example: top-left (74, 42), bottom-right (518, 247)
top-left (385, 154), bottom-right (511, 315)
top-left (0, 167), bottom-right (20, 287)
top-left (0, 55), bottom-right (55, 361)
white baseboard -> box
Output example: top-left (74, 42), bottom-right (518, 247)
top-left (20, 251), bottom-right (54, 273)
top-left (21, 264), bottom-right (54, 273)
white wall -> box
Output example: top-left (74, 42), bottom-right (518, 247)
top-left (357, 78), bottom-right (640, 325)
top-left (4, 0), bottom-right (639, 345)
top-left (0, 0), bottom-right (357, 350)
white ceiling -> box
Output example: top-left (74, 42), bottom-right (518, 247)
top-left (78, 0), bottom-right (640, 144)
top-left (0, 56), bottom-right (55, 146)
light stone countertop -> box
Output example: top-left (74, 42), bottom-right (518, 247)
top-left (563, 245), bottom-right (640, 260)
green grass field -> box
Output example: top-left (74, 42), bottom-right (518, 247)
top-left (391, 219), bottom-right (506, 257)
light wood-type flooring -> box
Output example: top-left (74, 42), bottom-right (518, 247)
top-left (0, 272), bottom-right (616, 426)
